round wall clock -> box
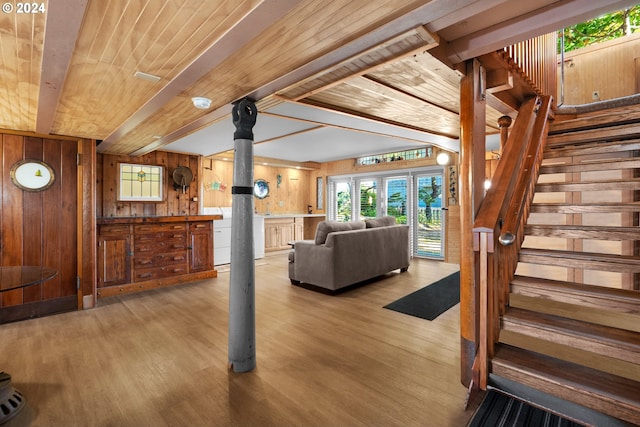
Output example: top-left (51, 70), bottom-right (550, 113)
top-left (253, 179), bottom-right (270, 199)
top-left (10, 160), bottom-right (56, 192)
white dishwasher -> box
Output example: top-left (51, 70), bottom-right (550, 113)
top-left (203, 207), bottom-right (265, 266)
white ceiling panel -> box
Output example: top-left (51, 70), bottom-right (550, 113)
top-left (253, 126), bottom-right (430, 163)
top-left (163, 101), bottom-right (460, 159)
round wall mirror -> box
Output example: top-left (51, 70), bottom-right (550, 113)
top-left (253, 179), bottom-right (269, 199)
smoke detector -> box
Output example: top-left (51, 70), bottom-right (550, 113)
top-left (191, 97), bottom-right (212, 109)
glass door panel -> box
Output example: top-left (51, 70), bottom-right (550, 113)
top-left (359, 179), bottom-right (377, 220)
top-left (415, 173), bottom-right (444, 258)
top-left (385, 177), bottom-right (408, 224)
top-left (336, 181), bottom-right (352, 221)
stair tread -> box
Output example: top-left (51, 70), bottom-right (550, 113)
top-left (492, 344), bottom-right (640, 425)
top-left (518, 248), bottom-right (640, 273)
top-left (519, 248), bottom-right (640, 264)
top-left (524, 224), bottom-right (640, 240)
top-left (549, 108), bottom-right (640, 134)
top-left (539, 158), bottom-right (640, 174)
top-left (511, 275), bottom-right (640, 315)
top-left (543, 139), bottom-right (640, 159)
top-left (546, 123), bottom-right (640, 147)
top-left (530, 202), bottom-right (640, 213)
top-left (502, 307), bottom-right (640, 364)
top-left (549, 102), bottom-right (640, 134)
top-left (536, 178), bottom-right (640, 192)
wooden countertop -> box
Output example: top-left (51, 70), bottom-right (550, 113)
top-left (97, 215), bottom-right (222, 225)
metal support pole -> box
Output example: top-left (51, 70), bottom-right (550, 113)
top-left (228, 98), bottom-right (258, 373)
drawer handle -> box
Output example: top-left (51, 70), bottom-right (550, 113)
top-left (139, 260), bottom-right (152, 265)
top-left (173, 256), bottom-right (185, 261)
top-left (138, 273), bottom-right (152, 279)
top-left (195, 224), bottom-right (206, 228)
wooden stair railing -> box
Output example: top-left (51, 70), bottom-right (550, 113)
top-left (476, 101), bottom-right (640, 425)
top-left (471, 94), bottom-right (553, 390)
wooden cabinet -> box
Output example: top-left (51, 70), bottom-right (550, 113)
top-left (264, 218), bottom-right (295, 251)
top-left (97, 224), bottom-right (132, 288)
top-left (294, 218), bottom-right (304, 240)
top-left (96, 216), bottom-right (220, 298)
top-left (189, 222), bottom-right (213, 272)
top-left (264, 216), bottom-right (325, 252)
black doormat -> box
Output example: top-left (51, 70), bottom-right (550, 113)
top-left (383, 271), bottom-right (459, 320)
top-left (468, 390), bottom-right (585, 427)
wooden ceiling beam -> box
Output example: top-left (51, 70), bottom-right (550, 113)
top-left (443, 0), bottom-right (639, 64)
top-left (278, 26), bottom-right (439, 102)
top-left (208, 151), bottom-right (321, 170)
top-left (35, 0), bottom-right (88, 135)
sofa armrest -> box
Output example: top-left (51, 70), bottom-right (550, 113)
top-left (289, 241), bottom-right (336, 288)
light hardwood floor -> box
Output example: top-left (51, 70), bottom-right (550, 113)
top-left (0, 254), bottom-right (477, 427)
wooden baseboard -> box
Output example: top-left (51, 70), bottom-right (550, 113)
top-left (96, 270), bottom-right (217, 298)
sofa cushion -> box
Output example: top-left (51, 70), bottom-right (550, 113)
top-left (314, 220), bottom-right (365, 245)
top-left (365, 216), bottom-right (396, 228)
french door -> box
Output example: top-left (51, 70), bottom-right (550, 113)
top-left (330, 169), bottom-right (445, 259)
top-left (413, 172), bottom-right (444, 258)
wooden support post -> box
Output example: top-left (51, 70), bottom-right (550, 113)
top-left (459, 59), bottom-right (486, 387)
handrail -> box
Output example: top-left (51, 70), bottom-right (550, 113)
top-left (471, 94), bottom-right (553, 389)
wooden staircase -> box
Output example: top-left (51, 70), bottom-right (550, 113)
top-left (489, 104), bottom-right (640, 426)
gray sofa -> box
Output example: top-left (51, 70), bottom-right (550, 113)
top-left (288, 217), bottom-right (410, 292)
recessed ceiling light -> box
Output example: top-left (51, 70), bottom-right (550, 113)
top-left (134, 71), bottom-right (161, 83)
top-left (192, 97), bottom-right (212, 109)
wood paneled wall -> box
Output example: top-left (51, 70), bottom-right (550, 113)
top-left (560, 33), bottom-right (640, 105)
top-left (0, 131), bottom-right (95, 321)
top-left (202, 159), bottom-right (313, 214)
top-left (97, 151), bottom-right (200, 217)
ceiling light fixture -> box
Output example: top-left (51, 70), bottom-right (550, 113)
top-left (192, 97), bottom-right (212, 109)
top-left (436, 152), bottom-right (450, 165)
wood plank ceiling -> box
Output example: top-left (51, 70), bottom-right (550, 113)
top-left (0, 0), bottom-right (636, 156)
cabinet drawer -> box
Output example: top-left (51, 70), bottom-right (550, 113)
top-left (134, 223), bottom-right (187, 234)
top-left (135, 240), bottom-right (188, 253)
top-left (134, 252), bottom-right (187, 269)
top-left (134, 231), bottom-right (186, 244)
top-left (98, 224), bottom-right (131, 236)
top-left (190, 222), bottom-right (211, 231)
top-left (134, 264), bottom-right (188, 281)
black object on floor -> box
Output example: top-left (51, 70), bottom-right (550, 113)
top-left (468, 389), bottom-right (585, 427)
top-left (383, 271), bottom-right (459, 320)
